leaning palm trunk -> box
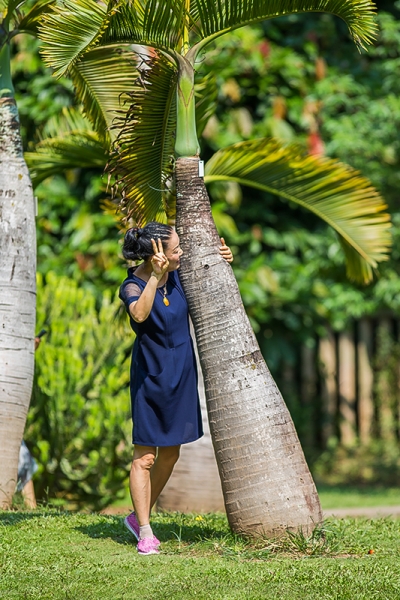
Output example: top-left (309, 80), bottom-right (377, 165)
top-left (175, 157), bottom-right (322, 537)
top-left (0, 97), bottom-right (36, 508)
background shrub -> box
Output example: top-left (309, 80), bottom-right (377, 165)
top-left (25, 272), bottom-right (133, 510)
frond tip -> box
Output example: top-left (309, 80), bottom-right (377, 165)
top-left (205, 138), bottom-right (391, 284)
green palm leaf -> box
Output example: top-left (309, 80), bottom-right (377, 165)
top-left (25, 108), bottom-right (107, 185)
top-left (0, 0), bottom-right (21, 28)
top-left (191, 0), bottom-right (377, 55)
top-left (69, 45), bottom-right (139, 142)
top-left (205, 138), bottom-right (391, 283)
top-left (102, 0), bottom-right (191, 56)
top-left (12, 0), bottom-right (55, 36)
top-left (39, 0), bottom-right (113, 77)
top-left (107, 52), bottom-right (177, 225)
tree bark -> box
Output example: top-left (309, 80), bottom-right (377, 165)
top-left (0, 97), bottom-right (36, 508)
top-left (175, 156), bottom-right (322, 537)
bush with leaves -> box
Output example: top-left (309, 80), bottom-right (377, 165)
top-left (25, 272), bottom-right (133, 510)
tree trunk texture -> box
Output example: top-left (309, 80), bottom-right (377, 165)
top-left (157, 322), bottom-right (225, 512)
top-left (0, 97), bottom-right (36, 508)
top-left (175, 156), bottom-right (322, 537)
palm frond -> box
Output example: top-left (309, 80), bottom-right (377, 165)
top-left (25, 108), bottom-right (107, 185)
top-left (13, 0), bottom-right (55, 35)
top-left (69, 45), bottom-right (139, 142)
top-left (0, 0), bottom-right (22, 29)
top-left (39, 0), bottom-right (114, 77)
top-left (191, 0), bottom-right (377, 55)
top-left (101, 0), bottom-right (185, 56)
top-left (205, 138), bottom-right (391, 284)
top-left (107, 52), bottom-right (177, 225)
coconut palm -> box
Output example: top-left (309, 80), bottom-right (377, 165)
top-left (0, 0), bottom-right (60, 508)
top-left (39, 0), bottom-right (389, 536)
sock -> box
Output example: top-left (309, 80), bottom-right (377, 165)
top-left (139, 524), bottom-right (153, 539)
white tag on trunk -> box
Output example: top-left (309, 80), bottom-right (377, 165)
top-left (198, 160), bottom-right (204, 177)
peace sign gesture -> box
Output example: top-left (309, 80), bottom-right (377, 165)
top-left (150, 238), bottom-right (169, 279)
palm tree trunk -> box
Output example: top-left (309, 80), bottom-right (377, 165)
top-left (175, 156), bottom-right (322, 537)
top-left (0, 96), bottom-right (36, 508)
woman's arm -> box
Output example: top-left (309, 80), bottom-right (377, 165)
top-left (129, 238), bottom-right (169, 323)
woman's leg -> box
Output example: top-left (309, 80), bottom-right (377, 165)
top-left (129, 445), bottom-right (156, 526)
top-left (150, 445), bottom-right (181, 510)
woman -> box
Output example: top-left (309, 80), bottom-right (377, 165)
top-left (119, 222), bottom-right (233, 555)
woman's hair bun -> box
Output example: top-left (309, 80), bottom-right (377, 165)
top-left (122, 222), bottom-right (173, 262)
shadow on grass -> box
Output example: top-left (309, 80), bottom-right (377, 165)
top-left (0, 511), bottom-right (42, 526)
top-left (75, 514), bottom-right (229, 546)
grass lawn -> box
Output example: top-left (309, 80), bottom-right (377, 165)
top-left (1, 510), bottom-right (399, 600)
top-left (317, 484), bottom-right (400, 509)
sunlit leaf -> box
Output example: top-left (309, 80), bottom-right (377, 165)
top-left (25, 108), bottom-right (107, 185)
top-left (39, 0), bottom-right (113, 77)
top-left (107, 52), bottom-right (177, 225)
top-left (192, 0), bottom-right (378, 55)
top-left (69, 45), bottom-right (139, 142)
top-left (205, 138), bottom-right (391, 283)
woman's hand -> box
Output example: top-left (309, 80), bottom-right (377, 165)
top-left (219, 237), bottom-right (233, 263)
top-left (151, 238), bottom-right (169, 278)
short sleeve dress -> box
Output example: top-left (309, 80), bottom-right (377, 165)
top-left (119, 267), bottom-right (203, 447)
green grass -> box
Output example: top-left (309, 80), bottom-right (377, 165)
top-left (111, 485), bottom-right (400, 512)
top-left (1, 510), bottom-right (400, 599)
top-left (317, 485), bottom-right (400, 509)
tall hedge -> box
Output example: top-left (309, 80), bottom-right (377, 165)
top-left (25, 272), bottom-right (133, 510)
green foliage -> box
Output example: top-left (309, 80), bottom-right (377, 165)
top-left (314, 441), bottom-right (400, 486)
top-left (25, 272), bottom-right (133, 509)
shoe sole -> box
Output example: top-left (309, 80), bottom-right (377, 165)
top-left (137, 549), bottom-right (160, 556)
top-left (124, 516), bottom-right (140, 541)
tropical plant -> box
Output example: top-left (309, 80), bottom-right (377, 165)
top-left (27, 272), bottom-right (132, 510)
top-left (39, 0), bottom-right (390, 537)
top-left (0, 0), bottom-right (58, 508)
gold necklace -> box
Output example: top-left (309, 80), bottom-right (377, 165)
top-left (161, 282), bottom-right (169, 306)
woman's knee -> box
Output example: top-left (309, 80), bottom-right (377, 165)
top-left (158, 445), bottom-right (181, 466)
top-left (132, 446), bottom-right (156, 471)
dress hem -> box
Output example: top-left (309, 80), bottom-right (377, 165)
top-left (132, 432), bottom-right (204, 447)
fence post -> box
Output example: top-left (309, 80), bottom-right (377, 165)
top-left (338, 328), bottom-right (357, 446)
top-left (301, 342), bottom-right (317, 448)
top-left (357, 318), bottom-right (374, 444)
top-left (319, 328), bottom-right (337, 446)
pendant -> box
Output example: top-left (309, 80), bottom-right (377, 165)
top-left (163, 297), bottom-right (170, 306)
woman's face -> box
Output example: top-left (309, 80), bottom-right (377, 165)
top-left (165, 231), bottom-right (183, 271)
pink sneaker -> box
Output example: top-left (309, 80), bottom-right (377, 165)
top-left (124, 512), bottom-right (160, 546)
top-left (137, 536), bottom-right (160, 556)
top-left (124, 512), bottom-right (140, 541)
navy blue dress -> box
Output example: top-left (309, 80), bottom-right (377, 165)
top-left (120, 268), bottom-right (203, 447)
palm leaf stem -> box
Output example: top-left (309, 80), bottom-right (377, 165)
top-left (175, 57), bottom-right (199, 157)
top-left (0, 39), bottom-right (13, 96)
